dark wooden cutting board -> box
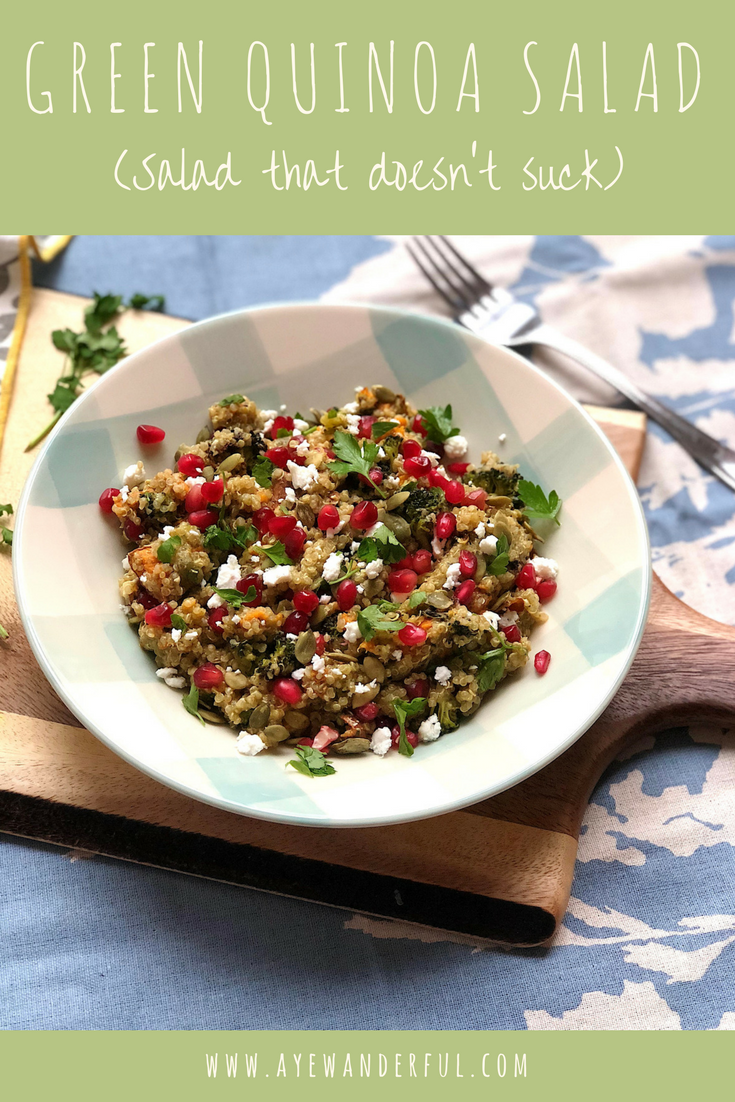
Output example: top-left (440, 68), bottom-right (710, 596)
top-left (4, 288), bottom-right (725, 947)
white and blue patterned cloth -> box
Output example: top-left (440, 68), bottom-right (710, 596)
top-left (5, 234), bottom-right (733, 1030)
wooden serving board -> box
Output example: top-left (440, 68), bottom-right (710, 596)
top-left (3, 288), bottom-right (727, 948)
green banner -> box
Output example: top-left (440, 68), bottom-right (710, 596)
top-left (1, 0), bottom-right (730, 231)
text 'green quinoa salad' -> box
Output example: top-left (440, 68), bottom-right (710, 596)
top-left (100, 386), bottom-right (560, 777)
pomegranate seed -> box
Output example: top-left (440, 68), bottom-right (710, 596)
top-left (208, 607), bottom-right (227, 634)
top-left (297, 737), bottom-right (314, 747)
top-left (435, 512), bottom-right (456, 540)
top-left (325, 449), bottom-right (336, 460)
top-left (403, 455), bottom-right (431, 478)
top-left (200, 479), bottom-right (224, 504)
top-left (336, 579), bottom-right (358, 611)
top-left (398, 623), bottom-right (427, 647)
top-left (284, 526), bottom-right (307, 559)
top-left (145, 602), bottom-right (172, 628)
top-left (269, 415), bottom-right (294, 438)
top-left (367, 467), bottom-right (383, 486)
top-left (395, 555), bottom-right (414, 571)
top-left (137, 424), bottom-right (165, 444)
top-left (428, 468), bottom-right (450, 490)
top-left (354, 702), bottom-right (379, 722)
top-left (178, 453), bottom-right (204, 478)
top-left (193, 663), bottom-right (224, 690)
top-left (456, 579), bottom-right (476, 606)
top-left (273, 677), bottom-right (303, 705)
top-left (269, 514), bottom-right (297, 539)
top-left (265, 446), bottom-right (290, 469)
top-left (446, 462), bottom-right (469, 476)
top-left (459, 550), bottom-right (477, 578)
top-left (315, 633), bottom-right (326, 655)
top-left (534, 650), bottom-right (551, 675)
top-left (287, 448), bottom-right (306, 466)
top-left (358, 416), bottom-right (376, 439)
top-left (184, 484), bottom-right (207, 513)
top-left (466, 488), bottom-right (487, 509)
top-left (282, 610), bottom-right (309, 635)
top-left (253, 507), bottom-right (275, 535)
top-left (124, 518), bottom-right (143, 541)
top-left (406, 678), bottom-right (429, 700)
top-left (388, 568), bottom-right (417, 595)
top-left (237, 575), bottom-right (263, 605)
top-left (516, 563), bottom-right (537, 590)
top-left (502, 623), bottom-right (522, 644)
top-left (412, 414), bottom-right (428, 437)
top-left (312, 725), bottom-right (339, 751)
top-left (391, 726), bottom-right (419, 749)
top-left (98, 487), bottom-right (119, 513)
top-left (402, 438), bottom-right (422, 459)
top-left (317, 504), bottom-right (340, 531)
top-left (445, 480), bottom-right (466, 506)
top-left (536, 579), bottom-right (557, 603)
top-left (188, 508), bottom-right (219, 529)
top-left (136, 589), bottom-right (158, 610)
top-left (412, 550), bottom-right (432, 575)
top-left (293, 590), bottom-right (319, 615)
top-left (350, 500), bottom-right (378, 530)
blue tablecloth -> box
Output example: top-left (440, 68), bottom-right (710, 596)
top-left (5, 234), bottom-right (733, 1031)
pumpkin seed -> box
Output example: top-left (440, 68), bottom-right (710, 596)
top-left (248, 703), bottom-right (270, 729)
top-left (284, 710), bottom-right (310, 731)
top-left (361, 578), bottom-right (382, 599)
top-left (473, 556), bottom-right (487, 582)
top-left (362, 656), bottom-right (386, 682)
top-left (196, 426), bottom-right (212, 443)
top-left (309, 408), bottom-right (324, 423)
top-left (382, 514), bottom-right (411, 542)
top-left (311, 603), bottom-right (330, 625)
top-left (173, 445), bottom-right (186, 463)
top-left (224, 670), bottom-right (249, 690)
top-left (198, 706), bottom-right (228, 725)
top-left (294, 630), bottom-right (316, 665)
top-left (427, 590), bottom-right (453, 610)
top-left (352, 682), bottom-right (380, 708)
top-left (486, 496), bottom-right (513, 508)
top-left (262, 724), bottom-right (291, 746)
top-left (218, 453), bottom-right (242, 473)
top-left (332, 737), bottom-right (371, 755)
top-left (385, 491), bottom-right (410, 511)
top-left (201, 465), bottom-right (215, 482)
top-left (372, 384), bottom-right (396, 403)
top-left (295, 502), bottom-right (315, 527)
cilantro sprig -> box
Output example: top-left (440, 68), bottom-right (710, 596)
top-left (476, 645), bottom-right (511, 693)
top-left (518, 479), bottom-right (562, 526)
top-left (357, 523), bottom-right (406, 564)
top-left (371, 420), bottom-right (400, 441)
top-left (287, 744), bottom-right (337, 778)
top-left (393, 697), bottom-right (426, 757)
top-left (251, 455), bottom-right (275, 488)
top-left (356, 601), bottom-right (403, 641)
top-left (220, 394), bottom-right (245, 406)
top-left (212, 585), bottom-right (256, 609)
top-left (202, 521), bottom-right (257, 554)
top-left (27, 292), bottom-right (165, 451)
top-left (416, 404), bottom-right (460, 445)
top-left (487, 534), bottom-right (510, 576)
top-left (328, 431), bottom-right (386, 497)
top-left (261, 541), bottom-right (294, 566)
top-left (157, 534), bottom-right (181, 563)
top-left (182, 684), bottom-right (205, 724)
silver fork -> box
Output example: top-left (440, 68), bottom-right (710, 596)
top-left (407, 235), bottom-right (735, 493)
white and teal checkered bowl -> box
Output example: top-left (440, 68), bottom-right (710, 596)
top-left (14, 304), bottom-right (650, 828)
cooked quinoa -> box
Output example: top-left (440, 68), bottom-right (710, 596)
top-left (107, 386), bottom-right (559, 770)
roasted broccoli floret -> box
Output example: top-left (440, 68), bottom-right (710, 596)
top-left (466, 467), bottom-right (520, 499)
top-left (402, 486), bottom-right (445, 539)
top-left (379, 434), bottom-right (403, 462)
top-left (255, 634), bottom-right (297, 677)
top-left (437, 693), bottom-right (460, 731)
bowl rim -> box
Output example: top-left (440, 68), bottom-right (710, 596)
top-left (13, 300), bottom-right (652, 828)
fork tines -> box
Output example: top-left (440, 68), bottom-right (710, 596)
top-left (406, 236), bottom-right (492, 315)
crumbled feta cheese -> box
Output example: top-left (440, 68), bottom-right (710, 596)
top-left (345, 413), bottom-right (361, 435)
top-left (443, 435), bottom-right (468, 460)
top-left (287, 461), bottom-right (319, 491)
top-left (162, 525), bottom-right (175, 538)
top-left (420, 450), bottom-right (439, 467)
top-left (119, 486), bottom-right (130, 503)
top-left (431, 536), bottom-right (446, 558)
top-left (185, 475), bottom-right (205, 487)
top-left (351, 541), bottom-right (361, 552)
top-left (392, 650), bottom-right (403, 661)
top-left (533, 556), bottom-right (559, 581)
top-left (474, 522), bottom-right (486, 539)
top-left (165, 675), bottom-right (187, 689)
top-left (356, 584), bottom-right (364, 593)
top-left (385, 476), bottom-right (400, 489)
top-left (354, 681), bottom-right (377, 694)
top-left (216, 554), bottom-right (242, 590)
top-left (483, 610), bottom-right (500, 630)
top-left (418, 715), bottom-right (442, 742)
top-left (326, 520), bottom-right (344, 537)
top-left (294, 418), bottom-right (310, 432)
top-left (260, 409), bottom-right (277, 421)
top-left (434, 665), bottom-right (452, 686)
top-left (311, 654), bottom-right (325, 673)
top-left (479, 535), bottom-right (499, 556)
top-left (284, 487), bottom-right (296, 502)
top-left (344, 621), bottom-right (361, 644)
top-left (343, 400), bottom-right (360, 414)
top-left (370, 726), bottom-right (392, 756)
top-left (498, 432), bottom-right (507, 443)
top-left (279, 403), bottom-right (287, 412)
top-left (123, 461), bottom-right (145, 488)
top-left (292, 667), bottom-right (305, 681)
top-left (120, 554), bottom-right (129, 570)
top-left (231, 615), bottom-right (241, 625)
top-left (140, 573), bottom-right (148, 584)
top-left (262, 419), bottom-right (274, 435)
top-left (170, 628), bottom-right (182, 643)
top-left (319, 594), bottom-right (331, 604)
top-left (263, 564), bottom-right (292, 587)
top-left (322, 552), bottom-right (343, 582)
top-left (443, 563), bottom-right (462, 590)
top-left (286, 633), bottom-right (298, 641)
top-left (156, 667), bottom-right (177, 680)
top-left (155, 667), bottom-right (186, 690)
top-left (364, 558), bottom-right (384, 579)
top-left (236, 732), bottom-right (265, 757)
top-left (295, 438), bottom-right (310, 456)
top-left (184, 631), bottom-right (198, 640)
top-left (499, 610), bottom-right (519, 627)
top-left (207, 593), bottom-right (224, 609)
top-left (377, 447), bottom-right (386, 458)
top-left (363, 522), bottom-right (381, 537)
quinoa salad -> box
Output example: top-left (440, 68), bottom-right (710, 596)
top-left (100, 387), bottom-right (561, 777)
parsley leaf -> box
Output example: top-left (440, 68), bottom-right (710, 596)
top-left (328, 431), bottom-right (385, 496)
top-left (356, 602), bottom-right (402, 641)
top-left (261, 541), bottom-right (294, 566)
top-left (212, 585), bottom-right (256, 609)
top-left (417, 404), bottom-right (460, 445)
top-left (127, 293), bottom-right (165, 312)
top-left (370, 523), bottom-right (407, 563)
top-left (355, 538), bottom-right (380, 563)
top-left (487, 534), bottom-right (510, 576)
top-left (371, 420), bottom-right (400, 441)
top-left (157, 534), bottom-right (181, 563)
top-left (287, 745), bottom-right (337, 778)
top-left (182, 684), bottom-right (205, 724)
top-left (171, 613), bottom-right (187, 631)
top-left (47, 382), bottom-right (78, 414)
top-left (1, 529), bottom-right (12, 546)
top-left (518, 479), bottom-right (562, 526)
top-left (220, 394), bottom-right (245, 406)
top-left (408, 591), bottom-right (426, 609)
top-left (393, 697), bottom-right (426, 757)
top-left (0, 504), bottom-right (13, 518)
top-left (251, 455), bottom-right (275, 488)
top-left (202, 522), bottom-right (256, 553)
top-left (476, 647), bottom-right (508, 693)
